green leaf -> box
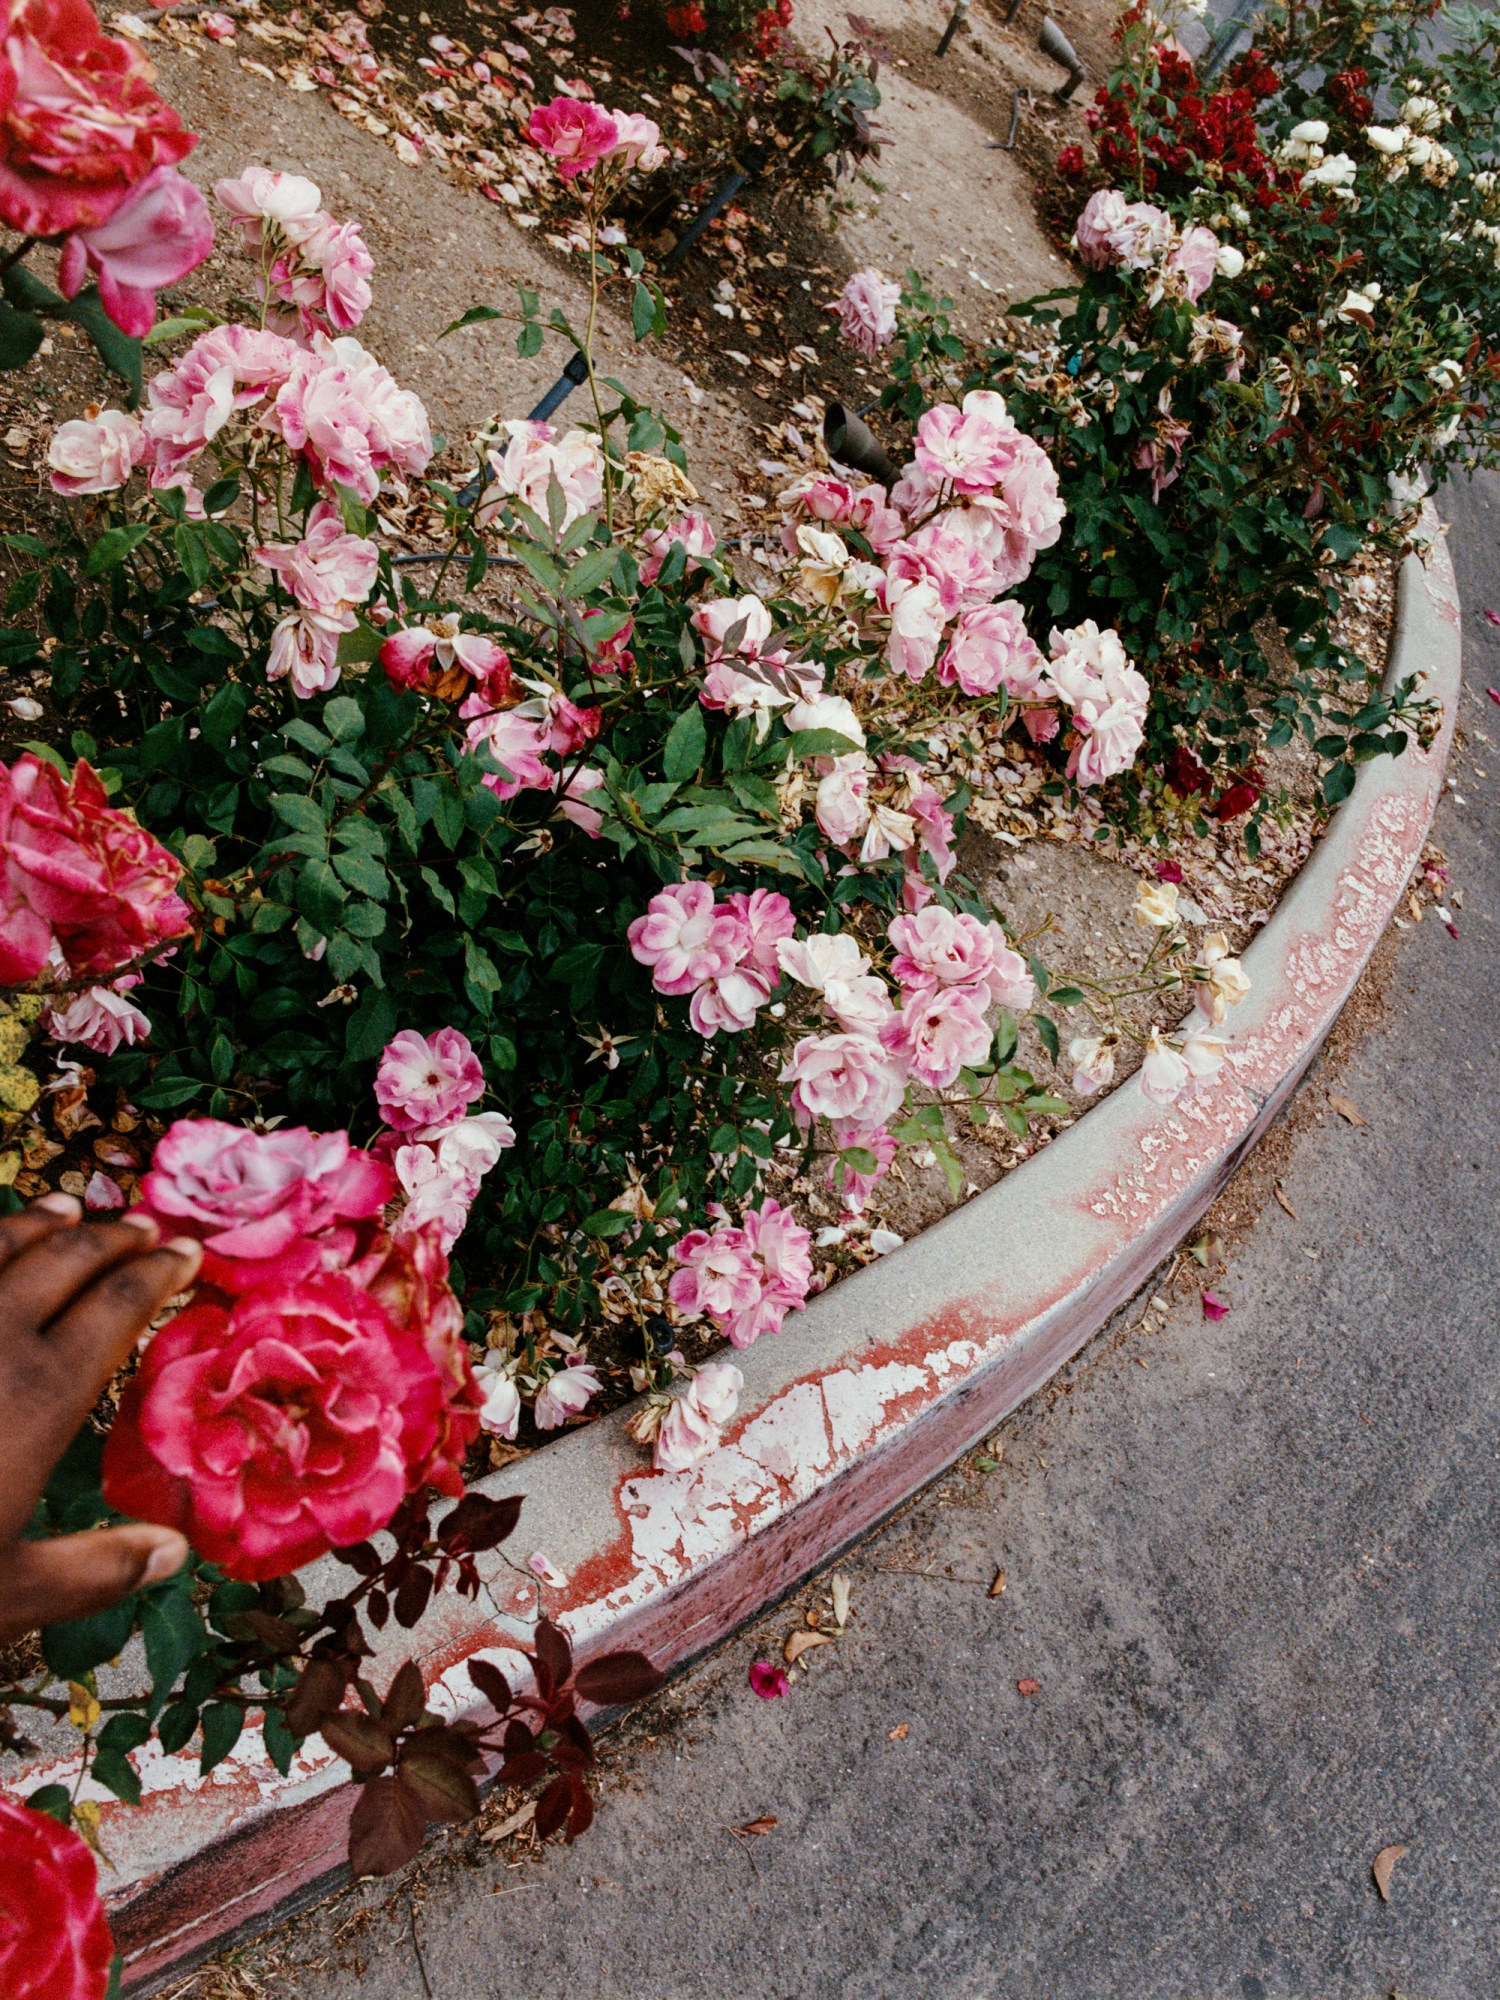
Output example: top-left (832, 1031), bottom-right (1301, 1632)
top-left (441, 304), bottom-right (506, 337)
top-left (26, 1784), bottom-right (73, 1826)
top-left (0, 302), bottom-right (44, 370)
top-left (631, 279), bottom-right (659, 342)
top-left (91, 1746), bottom-right (142, 1806)
top-left (263, 1705), bottom-right (302, 1777)
top-left (271, 793), bottom-right (328, 836)
top-left (781, 728), bottom-right (862, 761)
top-left (324, 695), bottom-right (365, 741)
top-left (82, 524), bottom-right (151, 578)
top-left (133, 1076), bottom-right (207, 1109)
top-left (582, 1208), bottom-right (631, 1237)
top-left (1322, 759), bottom-right (1355, 805)
top-left (199, 1701), bottom-right (244, 1775)
top-left (346, 986), bottom-right (397, 1061)
top-left (41, 1599), bottom-right (138, 1680)
top-left (335, 622), bottom-right (385, 668)
top-left (1035, 1014), bottom-right (1060, 1063)
top-left (174, 521), bottom-right (211, 593)
top-left (662, 704), bottom-right (707, 782)
top-left (141, 1586), bottom-right (207, 1706)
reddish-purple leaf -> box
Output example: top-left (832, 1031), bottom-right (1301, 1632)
top-left (749, 1661), bottom-right (791, 1699)
top-left (381, 1661), bottom-right (426, 1735)
top-left (468, 1658), bottom-right (514, 1716)
top-left (367, 1589), bottom-right (390, 1631)
top-left (236, 1610), bottom-right (301, 1654)
top-left (394, 1566), bottom-right (434, 1630)
top-left (438, 1492), bottom-right (523, 1554)
top-left (398, 1743), bottom-right (482, 1823)
top-left (495, 1750), bottom-right (549, 1788)
top-left (333, 1540), bottom-right (381, 1576)
top-left (566, 1776), bottom-right (595, 1842)
top-left (534, 1774), bottom-right (572, 1843)
top-left (534, 1618), bottom-right (573, 1696)
top-left (283, 1659), bottom-right (347, 1738)
top-left (348, 1775), bottom-right (426, 1879)
top-left (502, 1718), bottom-right (534, 1755)
top-left (320, 1712), bottom-right (395, 1775)
top-left (549, 1713), bottom-right (596, 1772)
top-left (1201, 1289), bottom-right (1230, 1321)
top-left (574, 1651), bottom-right (664, 1707)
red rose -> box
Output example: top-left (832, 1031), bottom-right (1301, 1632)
top-left (134, 1118), bottom-right (395, 1294)
top-left (355, 1220), bottom-right (482, 1497)
top-left (665, 1), bottom-right (705, 35)
top-left (1213, 777), bottom-right (1261, 820)
top-left (0, 754), bottom-right (191, 985)
top-left (0, 1798), bottom-right (113, 2000)
top-left (102, 1273), bottom-right (451, 1580)
top-left (1057, 143), bottom-right (1085, 180)
top-left (0, 0), bottom-right (198, 240)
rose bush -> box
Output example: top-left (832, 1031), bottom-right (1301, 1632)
top-left (0, 1796), bottom-right (115, 1999)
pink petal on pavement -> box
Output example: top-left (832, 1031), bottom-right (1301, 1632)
top-left (1201, 1289), bottom-right (1229, 1321)
top-left (1487, 687), bottom-right (1500, 706)
top-left (1483, 609), bottom-right (1500, 628)
top-left (85, 1170), bottom-right (126, 1211)
top-left (1155, 860), bottom-right (1185, 883)
top-left (749, 1660), bottom-right (791, 1699)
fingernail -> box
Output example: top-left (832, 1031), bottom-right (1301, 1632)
top-left (120, 1211), bottom-right (159, 1237)
top-left (165, 1236), bottom-right (204, 1278)
top-left (142, 1533), bottom-right (190, 1586)
top-left (35, 1192), bottom-right (81, 1216)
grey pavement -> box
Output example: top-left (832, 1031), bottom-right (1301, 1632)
top-left (230, 474), bottom-right (1500, 2000)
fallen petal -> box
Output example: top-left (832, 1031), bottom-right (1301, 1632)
top-left (749, 1660), bottom-right (790, 1699)
top-left (1201, 1289), bottom-right (1230, 1321)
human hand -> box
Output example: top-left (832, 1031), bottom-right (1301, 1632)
top-left (0, 1193), bottom-right (203, 1647)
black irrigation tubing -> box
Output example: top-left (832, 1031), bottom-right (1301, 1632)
top-left (660, 143), bottom-right (770, 275)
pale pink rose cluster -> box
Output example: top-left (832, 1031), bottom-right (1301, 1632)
top-left (1075, 188), bottom-right (1220, 303)
top-left (459, 683), bottom-right (601, 805)
top-left (877, 906), bottom-right (1033, 1091)
top-left (653, 1358), bottom-right (743, 1473)
top-left (628, 881), bottom-right (794, 1038)
top-left (374, 1026), bottom-right (516, 1252)
top-left (215, 166), bottom-right (375, 338)
top-left (669, 1199), bottom-right (813, 1349)
top-left (1139, 1017), bottom-right (1226, 1105)
top-left (255, 498), bottom-right (380, 699)
top-left (1041, 620), bottom-right (1151, 787)
top-left (43, 972), bottom-right (152, 1055)
top-left (835, 267), bottom-right (901, 357)
top-left (638, 508), bottom-right (717, 585)
top-left (527, 96), bottom-right (668, 179)
top-left (51, 319), bottom-right (433, 520)
top-left (477, 419), bottom-right (606, 534)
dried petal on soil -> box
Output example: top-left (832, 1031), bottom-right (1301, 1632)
top-left (1328, 1092), bottom-right (1366, 1126)
top-left (783, 1629), bottom-right (833, 1666)
top-left (1372, 1843), bottom-right (1409, 1901)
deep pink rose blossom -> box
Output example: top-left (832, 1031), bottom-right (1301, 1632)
top-left (135, 1117), bottom-right (394, 1292)
top-left (835, 267), bottom-right (900, 356)
top-left (528, 96), bottom-right (619, 178)
top-left (57, 162), bottom-right (213, 337)
top-left (749, 1660), bottom-right (791, 1698)
top-left (375, 1026), bottom-right (485, 1134)
top-left (0, 1796), bottom-right (114, 2000)
top-left (254, 498), bottom-right (378, 614)
top-left (880, 986), bottom-right (993, 1090)
top-left (0, 754), bottom-right (190, 984)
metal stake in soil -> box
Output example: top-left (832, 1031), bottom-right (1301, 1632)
top-left (935, 0), bottom-right (969, 56)
top-left (662, 144), bottom-right (769, 273)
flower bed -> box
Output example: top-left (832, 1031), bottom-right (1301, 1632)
top-left (0, 0), bottom-right (1495, 1991)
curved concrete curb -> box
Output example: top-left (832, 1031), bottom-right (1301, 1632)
top-left (13, 519), bottom-right (1464, 1992)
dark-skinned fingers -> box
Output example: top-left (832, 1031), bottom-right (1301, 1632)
top-left (0, 1525), bottom-right (190, 1646)
top-left (0, 1210), bottom-right (164, 1337)
top-left (0, 1192), bottom-right (85, 1274)
top-left (45, 1238), bottom-right (203, 1387)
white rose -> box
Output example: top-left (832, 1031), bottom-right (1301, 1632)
top-left (1364, 124), bottom-right (1409, 156)
top-left (1214, 243), bottom-right (1245, 280)
top-left (1134, 880), bottom-right (1180, 929)
top-left (1289, 119), bottom-right (1329, 145)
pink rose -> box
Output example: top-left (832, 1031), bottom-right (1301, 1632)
top-left (143, 322), bottom-right (300, 477)
top-left (779, 1029), bottom-right (907, 1128)
top-left (888, 906), bottom-right (1021, 1001)
top-left (1044, 619), bottom-right (1149, 786)
top-left (627, 880), bottom-right (745, 997)
top-left (47, 406), bottom-right (144, 495)
top-left (528, 96), bottom-right (620, 178)
top-left (0, 754), bottom-right (190, 984)
top-left (0, 0), bottom-right (197, 241)
top-left (213, 166), bottom-right (325, 250)
top-left (1074, 187), bottom-right (1134, 268)
top-left (135, 1117), bottom-right (394, 1292)
top-left (638, 508), bottom-right (716, 584)
top-left (687, 1357), bottom-right (742, 1426)
top-left (691, 592), bottom-right (774, 660)
top-left (534, 1360), bottom-right (601, 1429)
top-left (913, 399), bottom-right (1020, 496)
top-left (883, 572), bottom-right (948, 682)
top-left (101, 1273), bottom-right (450, 1580)
top-left (43, 982), bottom-right (150, 1053)
top-left (556, 763), bottom-right (607, 837)
top-left (265, 606), bottom-right (353, 699)
top-left (270, 336), bottom-right (432, 501)
top-left (723, 886), bottom-right (794, 979)
top-left (477, 418), bottom-right (603, 531)
top-left (290, 214), bottom-right (374, 333)
top-left (355, 1219), bottom-right (482, 1496)
top-left (57, 163), bottom-right (213, 337)
top-left (653, 1392), bottom-right (718, 1474)
top-left (545, 691), bottom-right (601, 754)
top-left (610, 109), bottom-right (666, 171)
top-left (894, 520), bottom-right (997, 615)
top-left (880, 985), bottom-right (993, 1089)
top-left (461, 698), bottom-right (556, 800)
top-left (835, 268), bottom-right (900, 356)
top-left (688, 965), bottom-right (771, 1037)
top-left (669, 1200), bottom-right (811, 1348)
top-left (815, 763), bottom-right (871, 846)
top-left (938, 600), bottom-right (1043, 697)
top-left (0, 1796), bottom-right (114, 2000)
top-left (375, 1025), bottom-right (484, 1133)
top-left (905, 779), bottom-right (956, 882)
top-left (254, 498), bottom-right (378, 614)
top-left (391, 1144), bottom-right (474, 1252)
top-left (827, 1118), bottom-right (896, 1213)
top-left (1166, 223), bottom-right (1219, 302)
top-left (667, 1222), bottom-right (762, 1324)
top-left (381, 620), bottom-right (511, 699)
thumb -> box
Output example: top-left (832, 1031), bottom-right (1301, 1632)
top-left (0, 1525), bottom-right (191, 1645)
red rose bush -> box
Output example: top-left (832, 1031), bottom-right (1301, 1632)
top-left (0, 1798), bottom-right (114, 2000)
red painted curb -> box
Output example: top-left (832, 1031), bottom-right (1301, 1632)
top-left (4, 522), bottom-right (1464, 1992)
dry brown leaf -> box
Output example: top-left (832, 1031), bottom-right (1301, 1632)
top-left (734, 1815), bottom-right (778, 1836)
top-left (1328, 1092), bottom-right (1366, 1127)
top-left (481, 1801), bottom-right (536, 1844)
top-left (1372, 1843), bottom-right (1408, 1901)
top-left (887, 1723), bottom-right (909, 1740)
top-left (783, 1629), bottom-right (833, 1667)
top-left (1274, 1183), bottom-right (1298, 1219)
top-left (988, 1568), bottom-right (1008, 1599)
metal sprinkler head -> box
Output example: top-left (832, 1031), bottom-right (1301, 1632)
top-left (823, 403), bottom-right (898, 487)
top-left (1037, 16), bottom-right (1086, 101)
